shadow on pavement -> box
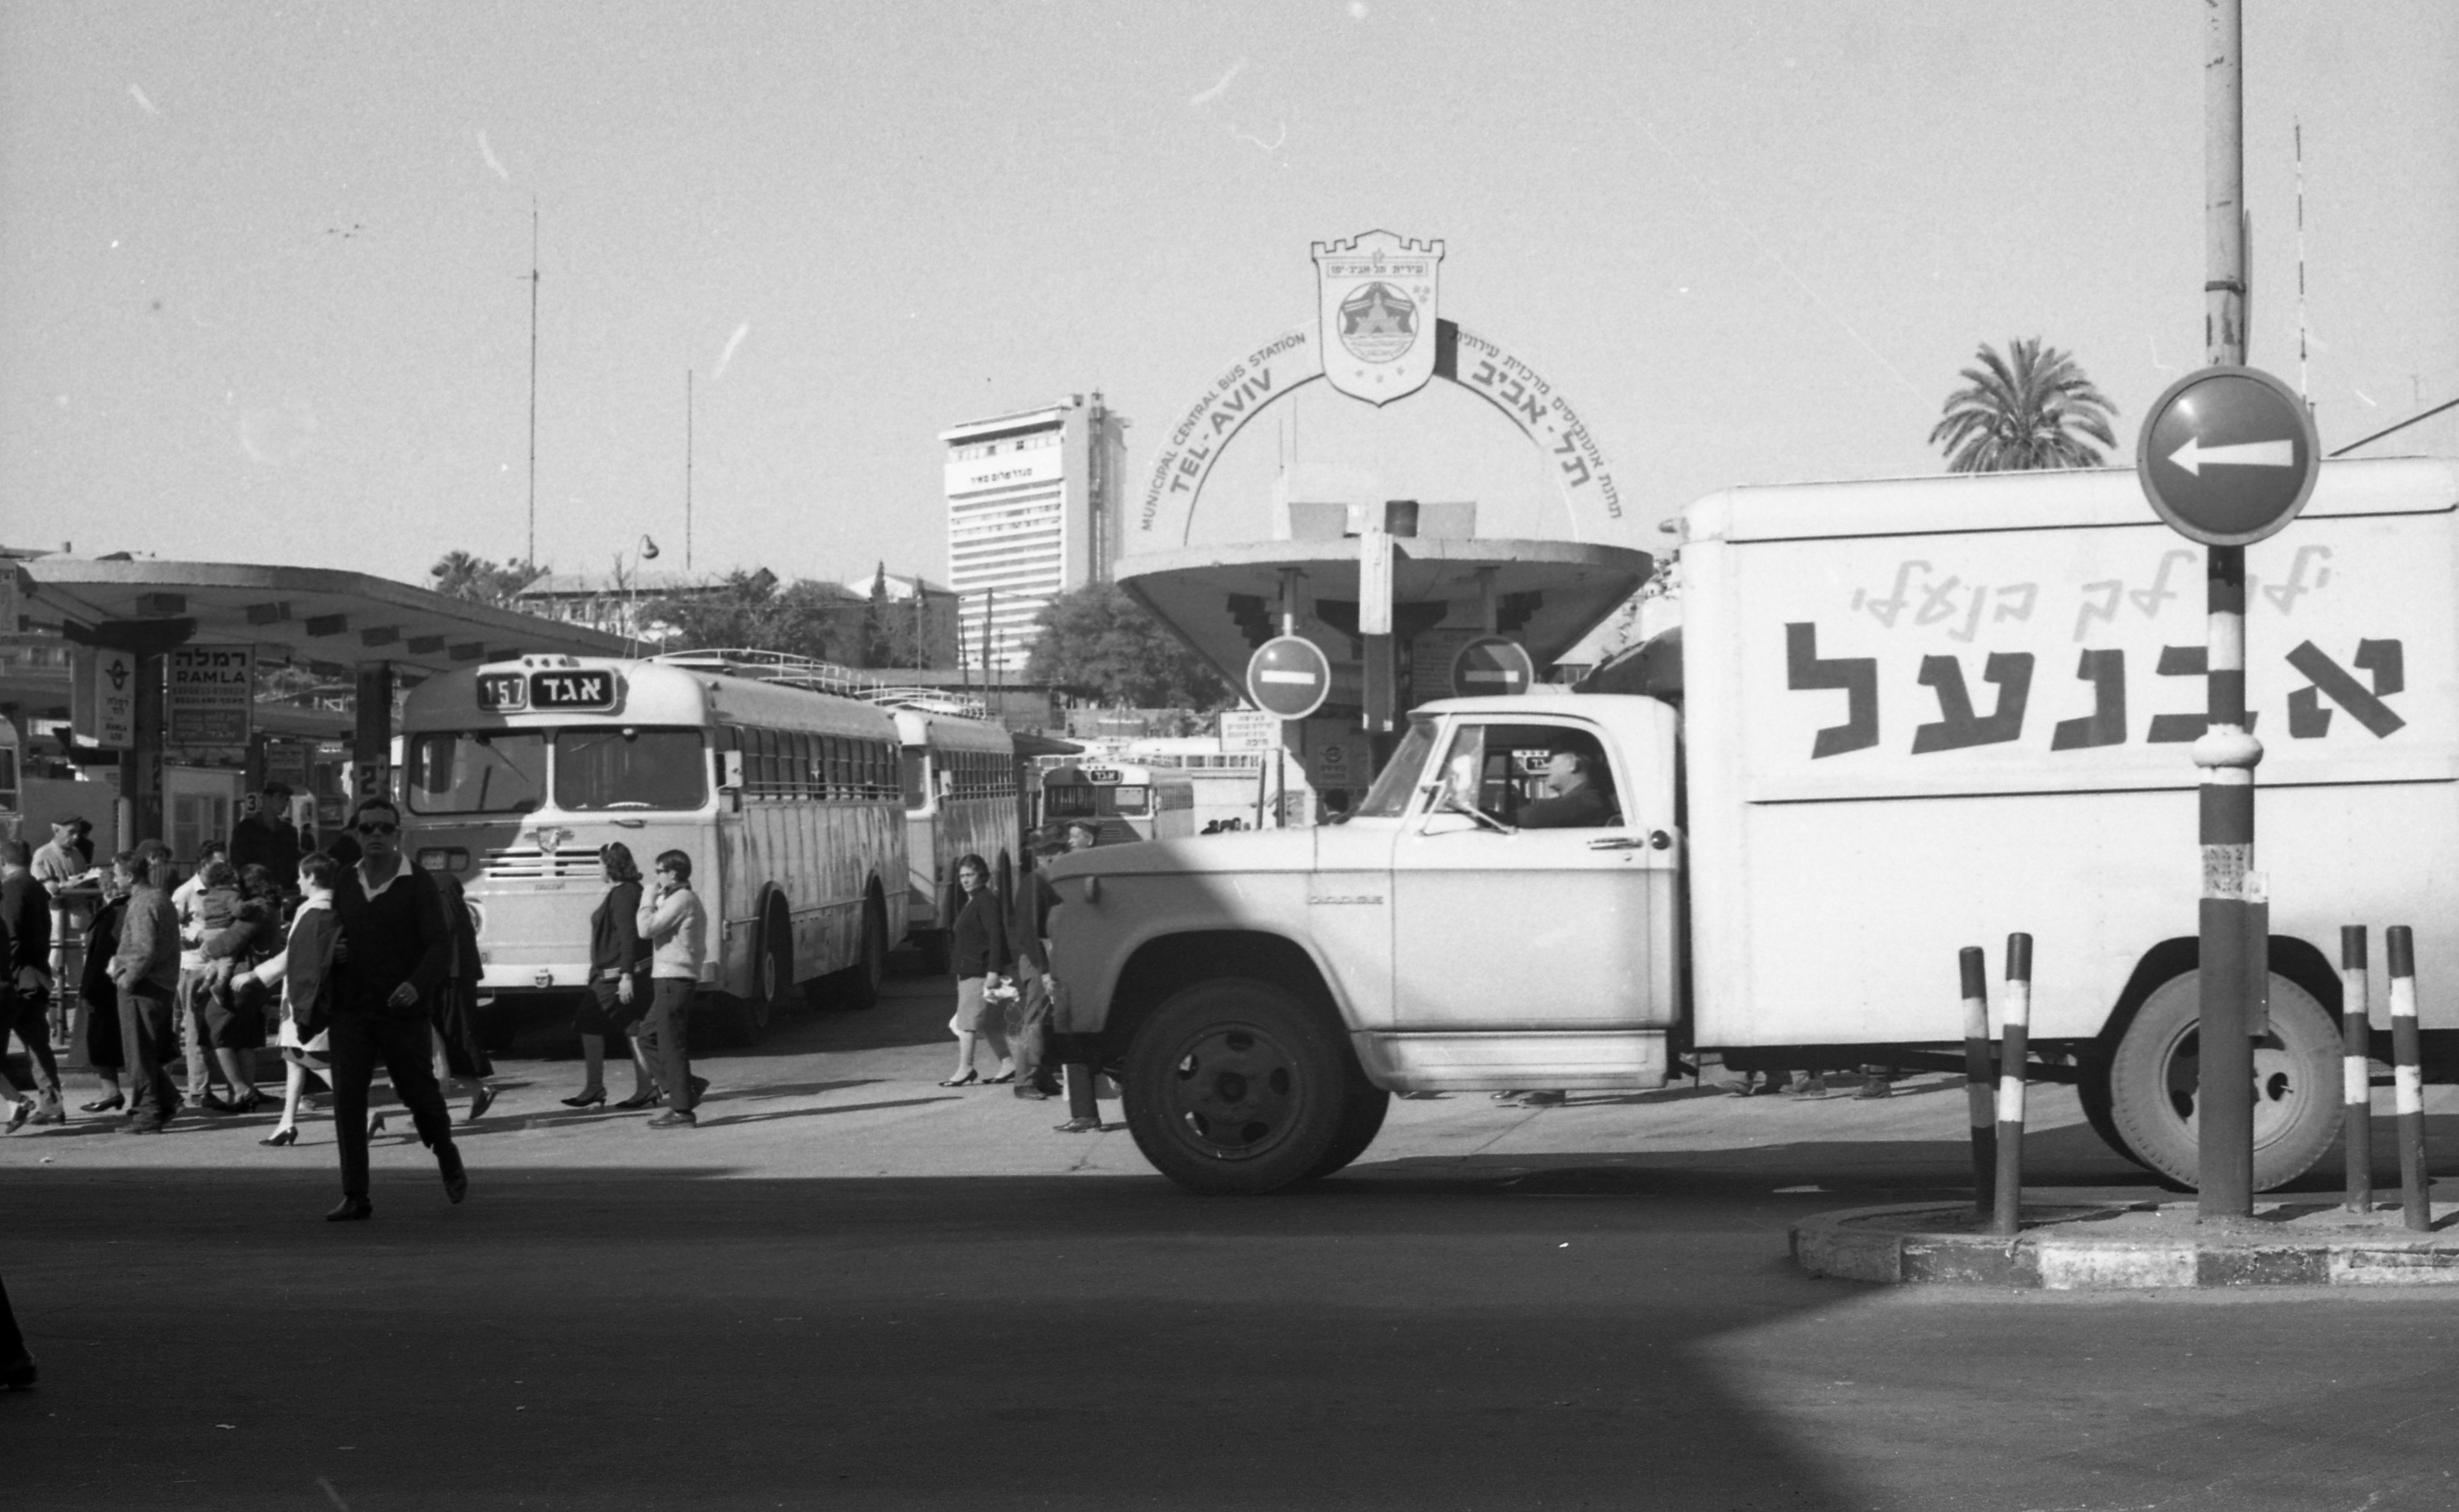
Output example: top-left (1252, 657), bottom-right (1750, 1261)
top-left (10, 1160), bottom-right (1868, 1511)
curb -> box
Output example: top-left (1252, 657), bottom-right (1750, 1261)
top-left (1792, 1202), bottom-right (2459, 1289)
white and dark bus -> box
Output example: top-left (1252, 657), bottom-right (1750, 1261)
top-left (399, 653), bottom-right (905, 1041)
top-left (893, 705), bottom-right (1022, 971)
top-left (1038, 761), bottom-right (1197, 847)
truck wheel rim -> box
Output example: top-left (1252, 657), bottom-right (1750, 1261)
top-left (1166, 1022), bottom-right (1304, 1160)
top-left (2156, 1024), bottom-right (2308, 1147)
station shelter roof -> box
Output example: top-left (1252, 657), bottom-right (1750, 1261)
top-left (13, 556), bottom-right (632, 679)
top-left (1115, 537), bottom-right (1654, 695)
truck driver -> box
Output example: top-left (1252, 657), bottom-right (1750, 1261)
top-left (1514, 742), bottom-right (1613, 829)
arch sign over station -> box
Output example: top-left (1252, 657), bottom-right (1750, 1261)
top-left (1135, 231), bottom-right (1627, 548)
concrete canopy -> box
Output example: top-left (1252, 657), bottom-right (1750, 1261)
top-left (17, 556), bottom-right (630, 675)
top-left (1116, 537), bottom-right (1653, 695)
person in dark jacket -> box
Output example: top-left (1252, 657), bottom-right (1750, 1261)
top-left (0, 841), bottom-right (64, 1125)
top-left (322, 796), bottom-right (466, 1221)
top-left (228, 781), bottom-right (306, 882)
top-left (76, 861), bottom-right (131, 1113)
top-left (110, 844), bottom-right (182, 1133)
top-left (424, 871), bottom-right (497, 1124)
top-left (1005, 831), bottom-right (1066, 1100)
top-left (566, 843), bottom-right (656, 1108)
top-left (940, 853), bottom-right (1014, 1087)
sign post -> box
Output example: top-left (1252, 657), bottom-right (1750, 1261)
top-left (2137, 364), bottom-right (2319, 1220)
top-left (1245, 636), bottom-right (1332, 722)
top-left (1450, 636), bottom-right (1536, 699)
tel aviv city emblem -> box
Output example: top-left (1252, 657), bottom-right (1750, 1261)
top-left (1312, 230), bottom-right (1443, 406)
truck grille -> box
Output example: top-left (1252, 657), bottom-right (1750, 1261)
top-left (482, 846), bottom-right (601, 880)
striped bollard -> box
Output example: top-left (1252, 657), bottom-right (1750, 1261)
top-left (2340, 927), bottom-right (2374, 1215)
top-left (1990, 933), bottom-right (2033, 1238)
top-left (2387, 926), bottom-right (2430, 1231)
top-left (1959, 947), bottom-right (1997, 1222)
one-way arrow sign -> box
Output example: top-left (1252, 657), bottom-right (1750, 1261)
top-left (2165, 436), bottom-right (2296, 478)
top-left (2139, 366), bottom-right (2319, 546)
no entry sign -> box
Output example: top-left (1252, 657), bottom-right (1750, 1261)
top-left (1449, 636), bottom-right (1535, 698)
top-left (2137, 366), bottom-right (2319, 547)
top-left (1246, 635), bottom-right (1332, 719)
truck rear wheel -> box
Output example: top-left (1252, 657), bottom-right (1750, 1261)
top-left (1122, 978), bottom-right (1354, 1196)
top-left (2106, 968), bottom-right (2340, 1191)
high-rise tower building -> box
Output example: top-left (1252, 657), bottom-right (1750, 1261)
top-left (939, 393), bottom-right (1128, 674)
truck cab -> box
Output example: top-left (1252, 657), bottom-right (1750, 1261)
top-left (1044, 693), bottom-right (1681, 1194)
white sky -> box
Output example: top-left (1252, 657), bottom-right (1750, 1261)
top-left (2, 1), bottom-right (2452, 585)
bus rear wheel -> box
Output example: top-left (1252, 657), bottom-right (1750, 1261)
top-left (812, 898), bottom-right (886, 1011)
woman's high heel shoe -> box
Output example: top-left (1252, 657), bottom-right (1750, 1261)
top-left (80, 1094), bottom-right (125, 1114)
top-left (560, 1088), bottom-right (607, 1108)
top-left (260, 1127), bottom-right (298, 1147)
top-left (367, 1113), bottom-right (387, 1139)
top-left (465, 1085), bottom-right (497, 1122)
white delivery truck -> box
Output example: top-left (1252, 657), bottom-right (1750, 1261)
top-left (1042, 458), bottom-right (2459, 1195)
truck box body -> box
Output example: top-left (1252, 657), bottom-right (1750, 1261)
top-left (1680, 457), bottom-right (2459, 1047)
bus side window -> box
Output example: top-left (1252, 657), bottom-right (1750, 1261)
top-left (790, 732), bottom-right (812, 798)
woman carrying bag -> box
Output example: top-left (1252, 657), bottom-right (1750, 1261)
top-left (238, 852), bottom-right (343, 1148)
top-left (565, 842), bottom-right (658, 1110)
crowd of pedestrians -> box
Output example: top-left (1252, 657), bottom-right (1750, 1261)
top-left (6, 795), bottom-right (1121, 1207)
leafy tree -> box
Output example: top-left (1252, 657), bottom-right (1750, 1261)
top-left (640, 568), bottom-right (847, 662)
top-left (1929, 338), bottom-right (2118, 472)
top-left (429, 550), bottom-right (544, 604)
top-left (861, 563), bottom-right (895, 668)
top-left (1025, 584), bottom-right (1233, 710)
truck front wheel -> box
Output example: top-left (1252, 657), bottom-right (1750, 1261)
top-left (1122, 979), bottom-right (1355, 1196)
top-left (2105, 968), bottom-right (2340, 1191)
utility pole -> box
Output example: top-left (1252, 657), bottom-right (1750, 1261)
top-left (685, 370), bottom-right (694, 573)
top-left (2196, 0), bottom-right (2259, 1221)
top-left (526, 199), bottom-right (541, 569)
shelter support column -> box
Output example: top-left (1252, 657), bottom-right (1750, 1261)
top-left (130, 652), bottom-right (166, 845)
top-left (353, 661), bottom-right (394, 809)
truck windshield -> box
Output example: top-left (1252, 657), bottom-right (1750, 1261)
top-left (553, 729), bottom-right (707, 812)
top-left (1350, 718), bottom-right (1440, 818)
top-left (406, 731), bottom-right (548, 815)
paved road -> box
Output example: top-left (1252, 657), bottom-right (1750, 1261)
top-left (9, 959), bottom-right (2459, 1510)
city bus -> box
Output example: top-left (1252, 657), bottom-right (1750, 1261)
top-left (399, 652), bottom-right (907, 1043)
top-left (891, 704), bottom-right (1021, 971)
top-left (1039, 761), bottom-right (1196, 847)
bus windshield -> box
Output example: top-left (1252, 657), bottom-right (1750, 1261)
top-left (553, 728), bottom-right (707, 812)
top-left (1044, 784), bottom-right (1095, 818)
top-left (1109, 785), bottom-right (1150, 814)
top-left (406, 731), bottom-right (548, 815)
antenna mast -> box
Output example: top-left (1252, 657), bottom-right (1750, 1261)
top-left (686, 370), bottom-right (694, 573)
top-left (527, 199), bottom-right (540, 567)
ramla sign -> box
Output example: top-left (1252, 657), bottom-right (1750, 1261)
top-left (1137, 230), bottom-right (1625, 546)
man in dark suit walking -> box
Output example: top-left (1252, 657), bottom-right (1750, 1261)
top-left (323, 795), bottom-right (467, 1221)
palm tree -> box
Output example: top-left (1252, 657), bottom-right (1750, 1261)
top-left (1929, 338), bottom-right (2118, 472)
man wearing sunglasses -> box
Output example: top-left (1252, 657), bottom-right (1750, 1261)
top-left (322, 795), bottom-right (467, 1221)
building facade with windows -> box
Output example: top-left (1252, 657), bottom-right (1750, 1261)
top-left (939, 393), bottom-right (1128, 674)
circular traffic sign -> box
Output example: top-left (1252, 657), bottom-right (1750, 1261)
top-left (2137, 365), bottom-right (2320, 547)
top-left (1246, 635), bottom-right (1331, 719)
top-left (1450, 635), bottom-right (1536, 698)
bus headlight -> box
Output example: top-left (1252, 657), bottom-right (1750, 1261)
top-left (418, 847), bottom-right (471, 873)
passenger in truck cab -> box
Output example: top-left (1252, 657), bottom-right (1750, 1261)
top-left (1514, 740), bottom-right (1614, 830)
